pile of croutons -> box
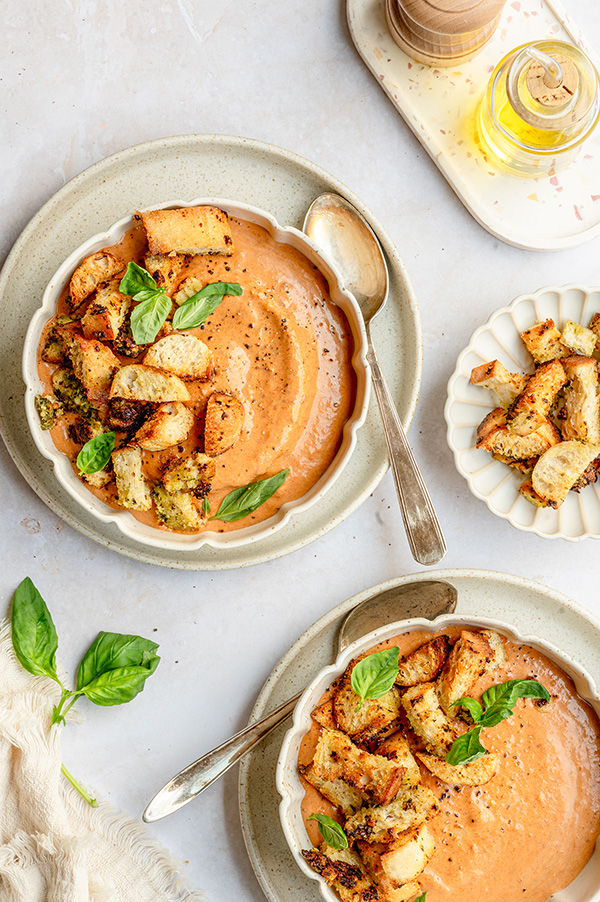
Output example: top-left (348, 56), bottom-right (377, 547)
top-left (471, 315), bottom-right (600, 509)
top-left (301, 629), bottom-right (506, 902)
top-left (35, 206), bottom-right (244, 530)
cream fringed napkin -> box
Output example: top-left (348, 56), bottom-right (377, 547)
top-left (0, 620), bottom-right (205, 902)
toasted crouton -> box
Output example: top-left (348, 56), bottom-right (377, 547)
top-left (173, 276), bottom-right (204, 306)
top-left (560, 356), bottom-right (600, 444)
top-left (81, 280), bottom-right (131, 342)
top-left (396, 636), bottom-right (450, 687)
top-left (111, 446), bottom-right (152, 511)
top-left (142, 333), bottom-right (212, 381)
top-left (312, 729), bottom-right (406, 807)
top-left (417, 750), bottom-right (498, 786)
top-left (520, 319), bottom-right (567, 363)
top-left (531, 440), bottom-right (600, 508)
top-left (312, 698), bottom-right (337, 730)
top-left (106, 398), bottom-right (154, 433)
top-left (344, 784), bottom-right (439, 844)
top-left (51, 369), bottom-right (96, 419)
top-left (588, 313), bottom-right (600, 350)
top-left (204, 392), bottom-right (245, 456)
top-left (301, 846), bottom-right (379, 902)
top-left (35, 395), bottom-right (64, 430)
top-left (163, 452), bottom-right (215, 495)
top-left (491, 453), bottom-right (537, 474)
top-left (572, 459), bottom-right (600, 492)
top-left (300, 764), bottom-right (365, 817)
top-left (476, 408), bottom-right (561, 460)
top-left (437, 630), bottom-right (507, 718)
top-left (379, 825), bottom-right (435, 885)
top-left (333, 658), bottom-right (402, 748)
top-left (133, 402), bottom-right (194, 451)
top-left (152, 483), bottom-right (203, 530)
top-left (109, 364), bottom-right (190, 403)
top-left (144, 254), bottom-right (187, 294)
top-left (375, 732), bottom-right (421, 790)
top-left (470, 360), bottom-right (527, 408)
top-left (58, 328), bottom-right (121, 405)
top-left (562, 320), bottom-right (596, 357)
top-left (82, 466), bottom-right (113, 489)
top-left (67, 251), bottom-right (124, 312)
top-left (357, 837), bottom-right (427, 900)
top-left (139, 206), bottom-right (234, 256)
top-left (401, 682), bottom-right (457, 756)
top-left (506, 360), bottom-right (568, 436)
top-left (519, 478), bottom-right (550, 507)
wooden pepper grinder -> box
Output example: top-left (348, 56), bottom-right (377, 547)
top-left (385, 0), bottom-right (506, 67)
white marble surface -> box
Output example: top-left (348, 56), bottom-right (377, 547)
top-left (1, 1), bottom-right (600, 900)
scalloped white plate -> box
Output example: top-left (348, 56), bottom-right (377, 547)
top-left (445, 284), bottom-right (600, 541)
top-left (22, 197), bottom-right (370, 552)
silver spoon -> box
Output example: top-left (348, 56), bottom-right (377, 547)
top-left (142, 579), bottom-right (457, 822)
top-left (304, 193), bottom-right (446, 567)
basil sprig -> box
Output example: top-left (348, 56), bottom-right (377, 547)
top-left (308, 813), bottom-right (348, 850)
top-left (172, 281), bottom-right (243, 331)
top-left (445, 679), bottom-right (550, 766)
top-left (76, 432), bottom-right (115, 475)
top-left (11, 577), bottom-right (160, 806)
top-left (210, 468), bottom-right (289, 522)
top-left (119, 262), bottom-right (171, 344)
top-left (414, 894), bottom-right (427, 902)
top-left (350, 647), bottom-right (400, 711)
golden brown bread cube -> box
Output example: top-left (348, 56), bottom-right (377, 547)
top-left (357, 834), bottom-right (428, 899)
top-left (506, 360), bottom-right (568, 436)
top-left (204, 392), bottom-right (245, 456)
top-left (299, 764), bottom-right (365, 817)
top-left (67, 251), bottom-right (124, 311)
top-left (111, 446), bottom-right (152, 511)
top-left (379, 825), bottom-right (435, 885)
top-left (58, 328), bottom-right (121, 405)
top-left (417, 750), bottom-right (498, 785)
top-left (333, 656), bottom-right (402, 748)
top-left (312, 728), bottom-right (406, 807)
top-left (109, 364), bottom-right (190, 403)
top-left (311, 697), bottom-right (338, 730)
top-left (374, 732), bottom-right (421, 791)
top-left (152, 483), bottom-right (204, 531)
top-left (531, 440), bottom-right (600, 508)
top-left (301, 846), bottom-right (380, 902)
top-left (470, 360), bottom-right (527, 408)
top-left (133, 402), bottom-right (195, 451)
top-left (561, 320), bottom-right (597, 357)
top-left (560, 356), bottom-right (600, 444)
top-left (344, 784), bottom-right (439, 844)
top-left (162, 452), bottom-right (215, 495)
top-left (395, 636), bottom-right (450, 687)
top-left (476, 408), bottom-right (561, 461)
top-left (138, 206), bottom-right (234, 256)
top-left (81, 280), bottom-right (130, 342)
top-left (519, 478), bottom-right (550, 507)
top-left (401, 682), bottom-right (457, 757)
top-left (437, 630), bottom-right (507, 718)
top-left (142, 333), bottom-right (213, 381)
top-left (144, 253), bottom-right (188, 294)
top-left (520, 319), bottom-right (567, 364)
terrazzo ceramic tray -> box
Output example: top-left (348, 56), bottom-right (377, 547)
top-left (347, 0), bottom-right (600, 250)
top-left (239, 569), bottom-right (600, 902)
top-left (0, 134), bottom-right (421, 570)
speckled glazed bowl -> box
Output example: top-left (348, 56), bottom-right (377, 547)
top-left (22, 197), bottom-right (370, 551)
top-left (276, 613), bottom-right (600, 902)
top-left (446, 285), bottom-right (600, 542)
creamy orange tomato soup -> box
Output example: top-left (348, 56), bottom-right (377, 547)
top-left (37, 217), bottom-right (356, 532)
top-left (299, 628), bottom-right (600, 902)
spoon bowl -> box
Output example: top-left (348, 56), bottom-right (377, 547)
top-left (304, 193), bottom-right (446, 567)
top-left (142, 579), bottom-right (457, 822)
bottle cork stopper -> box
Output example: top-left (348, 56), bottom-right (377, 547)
top-left (526, 54), bottom-right (579, 107)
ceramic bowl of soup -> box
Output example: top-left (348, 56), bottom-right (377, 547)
top-left (22, 198), bottom-right (370, 551)
top-left (277, 614), bottom-right (600, 902)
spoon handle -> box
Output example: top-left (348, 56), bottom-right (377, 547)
top-left (366, 337), bottom-right (446, 566)
top-left (142, 692), bottom-right (301, 822)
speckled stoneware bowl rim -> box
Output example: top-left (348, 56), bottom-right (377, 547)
top-left (22, 196), bottom-right (370, 551)
top-left (276, 610), bottom-right (600, 902)
top-left (445, 284), bottom-right (600, 542)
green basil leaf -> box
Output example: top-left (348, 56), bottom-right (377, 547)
top-left (131, 288), bottom-right (164, 304)
top-left (210, 468), bottom-right (289, 522)
top-left (76, 432), bottom-right (115, 475)
top-left (480, 679), bottom-right (550, 728)
top-left (172, 281), bottom-right (243, 330)
top-left (76, 631), bottom-right (160, 706)
top-left (130, 293), bottom-right (172, 344)
top-left (308, 813), bottom-right (348, 850)
top-left (350, 647), bottom-right (400, 710)
top-left (120, 261), bottom-right (157, 296)
top-left (450, 696), bottom-right (483, 723)
top-left (414, 894), bottom-right (427, 902)
top-left (11, 577), bottom-right (59, 680)
top-left (445, 725), bottom-right (486, 766)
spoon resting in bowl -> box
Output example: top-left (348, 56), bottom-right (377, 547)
top-left (304, 193), bottom-right (446, 567)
